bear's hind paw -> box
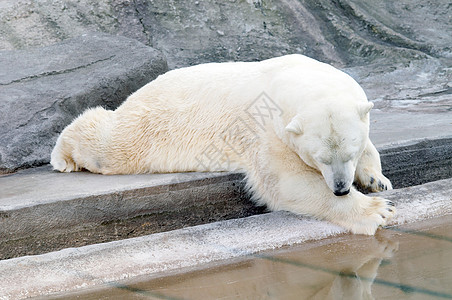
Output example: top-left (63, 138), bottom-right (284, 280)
top-left (50, 157), bottom-right (79, 173)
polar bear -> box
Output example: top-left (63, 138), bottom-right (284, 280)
top-left (51, 54), bottom-right (395, 235)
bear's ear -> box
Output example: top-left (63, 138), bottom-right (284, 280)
top-left (285, 117), bottom-right (303, 135)
top-left (357, 102), bottom-right (374, 119)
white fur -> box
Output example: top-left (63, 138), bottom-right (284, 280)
top-left (51, 54), bottom-right (394, 235)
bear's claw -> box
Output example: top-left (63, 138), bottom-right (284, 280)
top-left (355, 168), bottom-right (393, 193)
top-left (344, 196), bottom-right (396, 235)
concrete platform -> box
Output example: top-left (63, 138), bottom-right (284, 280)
top-left (1, 109), bottom-right (451, 259)
top-left (369, 110), bottom-right (452, 147)
top-left (1, 177), bottom-right (451, 299)
top-left (0, 169), bottom-right (264, 259)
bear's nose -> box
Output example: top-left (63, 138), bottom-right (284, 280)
top-left (334, 189), bottom-right (350, 196)
top-left (333, 180), bottom-right (350, 196)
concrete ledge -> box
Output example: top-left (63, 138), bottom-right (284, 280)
top-left (1, 134), bottom-right (452, 259)
top-left (369, 110), bottom-right (452, 188)
top-left (0, 167), bottom-right (265, 260)
top-left (381, 136), bottom-right (452, 188)
top-left (0, 178), bottom-right (451, 300)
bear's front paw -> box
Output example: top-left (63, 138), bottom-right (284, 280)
top-left (355, 168), bottom-right (393, 193)
top-left (348, 197), bottom-right (396, 235)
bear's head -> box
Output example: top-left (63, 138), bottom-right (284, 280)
top-left (285, 101), bottom-right (374, 196)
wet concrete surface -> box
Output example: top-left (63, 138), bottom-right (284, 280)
top-left (50, 215), bottom-right (452, 300)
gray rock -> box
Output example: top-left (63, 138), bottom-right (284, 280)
top-left (345, 57), bottom-right (452, 112)
top-left (0, 0), bottom-right (450, 111)
top-left (1, 0), bottom-right (450, 69)
top-left (0, 33), bottom-right (168, 173)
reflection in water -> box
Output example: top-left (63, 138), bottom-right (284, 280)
top-left (252, 232), bottom-right (399, 300)
top-left (50, 216), bottom-right (452, 300)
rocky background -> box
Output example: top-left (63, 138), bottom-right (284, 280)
top-left (0, 0), bottom-right (451, 173)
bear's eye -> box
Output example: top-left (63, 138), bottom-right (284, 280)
top-left (318, 157), bottom-right (332, 165)
top-left (314, 152), bottom-right (332, 165)
top-left (343, 152), bottom-right (357, 162)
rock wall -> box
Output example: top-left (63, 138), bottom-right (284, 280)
top-left (1, 0), bottom-right (450, 68)
top-left (0, 33), bottom-right (167, 173)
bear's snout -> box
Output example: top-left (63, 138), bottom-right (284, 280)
top-left (333, 180), bottom-right (350, 196)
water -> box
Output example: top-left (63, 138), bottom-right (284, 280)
top-left (49, 215), bottom-right (452, 299)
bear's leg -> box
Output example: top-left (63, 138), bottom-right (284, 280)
top-left (247, 140), bottom-right (395, 235)
top-left (354, 139), bottom-right (392, 192)
top-left (273, 170), bottom-right (396, 235)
